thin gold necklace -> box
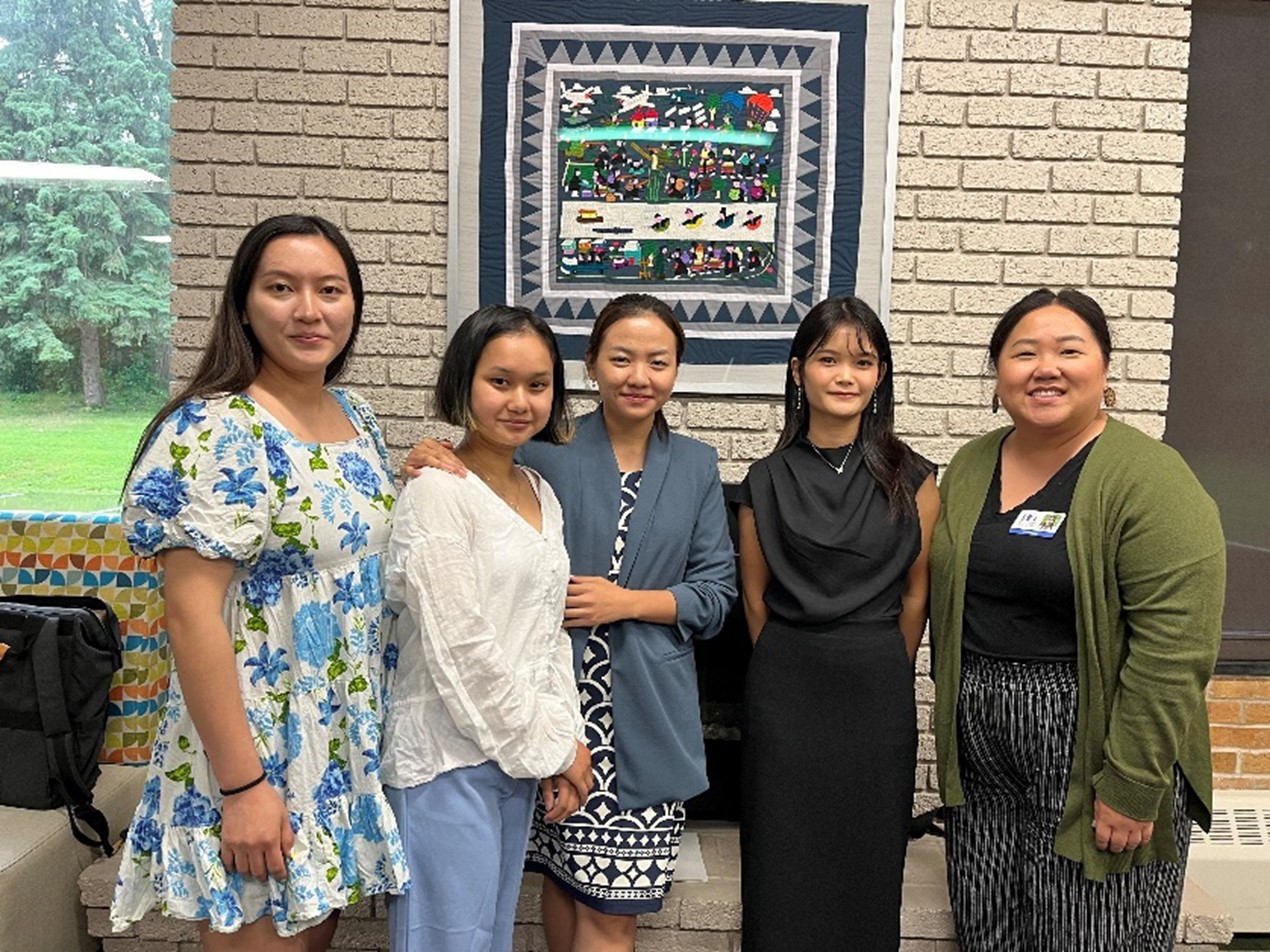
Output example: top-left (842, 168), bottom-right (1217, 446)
top-left (472, 465), bottom-right (522, 514)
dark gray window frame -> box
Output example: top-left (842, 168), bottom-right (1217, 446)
top-left (1166, 0), bottom-right (1270, 673)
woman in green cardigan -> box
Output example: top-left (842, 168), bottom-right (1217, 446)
top-left (929, 288), bottom-right (1226, 952)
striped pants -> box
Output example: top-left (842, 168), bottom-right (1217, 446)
top-left (945, 653), bottom-right (1189, 952)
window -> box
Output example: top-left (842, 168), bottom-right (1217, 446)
top-left (1167, 0), bottom-right (1270, 668)
top-left (0, 0), bottom-right (173, 513)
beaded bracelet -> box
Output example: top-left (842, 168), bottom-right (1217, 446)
top-left (219, 770), bottom-right (268, 797)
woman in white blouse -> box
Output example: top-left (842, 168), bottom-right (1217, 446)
top-left (380, 305), bottom-right (593, 952)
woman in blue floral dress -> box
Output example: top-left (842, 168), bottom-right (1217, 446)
top-left (112, 215), bottom-right (410, 950)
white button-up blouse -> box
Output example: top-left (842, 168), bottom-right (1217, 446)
top-left (380, 466), bottom-right (582, 789)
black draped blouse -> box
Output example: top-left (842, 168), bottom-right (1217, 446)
top-left (738, 440), bottom-right (934, 630)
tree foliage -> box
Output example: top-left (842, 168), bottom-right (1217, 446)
top-left (0, 0), bottom-right (174, 406)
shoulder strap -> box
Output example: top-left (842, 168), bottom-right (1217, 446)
top-left (28, 613), bottom-right (115, 855)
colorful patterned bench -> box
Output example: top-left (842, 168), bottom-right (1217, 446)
top-left (0, 511), bottom-right (169, 951)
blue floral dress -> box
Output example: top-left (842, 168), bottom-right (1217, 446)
top-left (111, 389), bottom-right (410, 937)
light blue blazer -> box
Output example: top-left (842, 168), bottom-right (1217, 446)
top-left (518, 409), bottom-right (737, 810)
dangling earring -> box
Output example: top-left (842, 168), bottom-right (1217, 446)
top-left (795, 387), bottom-right (803, 412)
top-left (1103, 386), bottom-right (1117, 408)
top-left (871, 391), bottom-right (878, 415)
top-left (991, 393), bottom-right (1000, 414)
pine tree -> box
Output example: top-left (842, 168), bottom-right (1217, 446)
top-left (0, 0), bottom-right (173, 406)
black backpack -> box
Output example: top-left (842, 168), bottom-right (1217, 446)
top-left (0, 594), bottom-right (124, 854)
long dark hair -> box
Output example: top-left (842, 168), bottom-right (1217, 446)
top-left (585, 292), bottom-right (685, 440)
top-left (125, 215), bottom-right (364, 484)
top-left (435, 304), bottom-right (573, 445)
top-left (775, 296), bottom-right (924, 521)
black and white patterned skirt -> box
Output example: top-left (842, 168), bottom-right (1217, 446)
top-left (525, 470), bottom-right (686, 914)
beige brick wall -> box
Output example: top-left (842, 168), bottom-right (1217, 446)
top-left (887, 0), bottom-right (1196, 805)
top-left (166, 0), bottom-right (1193, 454)
top-left (168, 0), bottom-right (1209, 803)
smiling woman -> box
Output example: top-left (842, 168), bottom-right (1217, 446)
top-left (243, 234), bottom-right (356, 396)
top-left (108, 215), bottom-right (411, 950)
top-left (380, 305), bottom-right (589, 952)
top-left (404, 294), bottom-right (738, 952)
top-left (930, 288), bottom-right (1226, 952)
top-left (735, 295), bottom-right (938, 952)
top-left (989, 296), bottom-right (1112, 454)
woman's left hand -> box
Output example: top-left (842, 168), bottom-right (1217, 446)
top-left (402, 439), bottom-right (461, 480)
top-left (1093, 796), bottom-right (1154, 853)
top-left (539, 776), bottom-right (582, 822)
top-left (564, 575), bottom-right (632, 628)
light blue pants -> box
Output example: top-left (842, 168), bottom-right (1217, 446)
top-left (385, 762), bottom-right (537, 952)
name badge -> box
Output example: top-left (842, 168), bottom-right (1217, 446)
top-left (1009, 509), bottom-right (1067, 538)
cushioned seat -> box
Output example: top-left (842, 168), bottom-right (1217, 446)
top-left (0, 764), bottom-right (147, 952)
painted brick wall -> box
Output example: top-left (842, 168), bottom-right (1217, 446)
top-left (888, 0), bottom-right (1196, 807)
top-left (167, 0), bottom-right (1190, 468)
top-left (169, 0), bottom-right (1267, 798)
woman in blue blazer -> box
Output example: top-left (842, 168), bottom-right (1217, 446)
top-left (408, 293), bottom-right (736, 952)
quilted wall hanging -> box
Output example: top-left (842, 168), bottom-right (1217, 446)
top-left (449, 0), bottom-right (903, 393)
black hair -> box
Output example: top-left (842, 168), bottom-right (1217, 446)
top-left (775, 295), bottom-right (925, 521)
top-left (585, 292), bottom-right (685, 440)
top-left (988, 288), bottom-right (1112, 370)
top-left (435, 304), bottom-right (573, 445)
top-left (126, 214), bottom-right (363, 485)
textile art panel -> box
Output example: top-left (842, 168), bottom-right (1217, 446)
top-left (0, 511), bottom-right (169, 763)
top-left (457, 0), bottom-right (891, 383)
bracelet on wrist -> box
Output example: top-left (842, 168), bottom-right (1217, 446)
top-left (219, 770), bottom-right (268, 797)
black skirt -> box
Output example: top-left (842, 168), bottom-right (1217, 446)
top-left (741, 619), bottom-right (917, 952)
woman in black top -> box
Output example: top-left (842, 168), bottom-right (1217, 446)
top-left (736, 296), bottom-right (939, 951)
top-left (929, 289), bottom-right (1224, 952)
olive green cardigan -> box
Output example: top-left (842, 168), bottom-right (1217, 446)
top-left (930, 418), bottom-right (1226, 881)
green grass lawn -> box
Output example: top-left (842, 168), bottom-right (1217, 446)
top-left (0, 392), bottom-right (161, 514)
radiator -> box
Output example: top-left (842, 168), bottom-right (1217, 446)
top-left (1188, 791), bottom-right (1270, 932)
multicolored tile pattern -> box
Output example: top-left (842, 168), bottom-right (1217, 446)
top-left (0, 510), bottom-right (169, 763)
